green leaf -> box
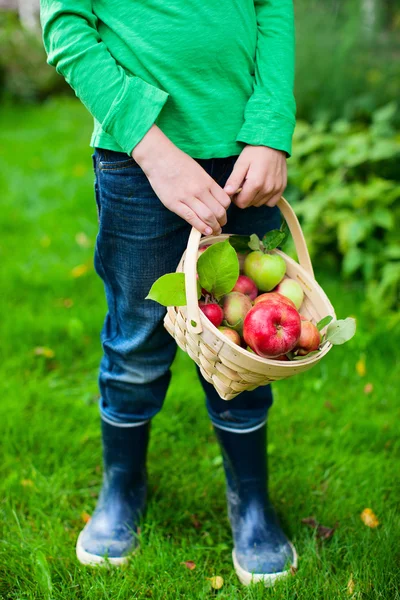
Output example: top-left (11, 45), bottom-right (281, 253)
top-left (197, 240), bottom-right (239, 300)
top-left (248, 234), bottom-right (261, 251)
top-left (262, 229), bottom-right (286, 251)
top-left (146, 273), bottom-right (187, 307)
top-left (316, 315), bottom-right (333, 331)
top-left (228, 235), bottom-right (251, 253)
top-left (325, 317), bottom-right (356, 345)
top-left (196, 278), bottom-right (202, 300)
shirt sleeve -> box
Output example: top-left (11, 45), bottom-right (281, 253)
top-left (40, 0), bottom-right (169, 155)
top-left (235, 0), bottom-right (296, 156)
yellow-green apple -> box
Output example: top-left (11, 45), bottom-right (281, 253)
top-left (218, 326), bottom-right (241, 345)
top-left (222, 292), bottom-right (252, 335)
top-left (199, 301), bottom-right (223, 328)
top-left (274, 278), bottom-right (304, 310)
top-left (254, 291), bottom-right (296, 309)
top-left (295, 320), bottom-right (321, 355)
top-left (243, 300), bottom-right (301, 358)
top-left (232, 275), bottom-right (258, 300)
top-left (244, 251), bottom-right (286, 292)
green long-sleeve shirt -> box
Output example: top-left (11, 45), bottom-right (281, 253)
top-left (40, 0), bottom-right (296, 158)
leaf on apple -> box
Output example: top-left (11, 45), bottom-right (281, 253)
top-left (325, 317), bottom-right (356, 345)
top-left (316, 315), bottom-right (334, 331)
top-left (228, 235), bottom-right (251, 253)
top-left (262, 229), bottom-right (286, 251)
top-left (197, 240), bottom-right (239, 300)
top-left (146, 273), bottom-right (187, 307)
top-left (248, 233), bottom-right (262, 252)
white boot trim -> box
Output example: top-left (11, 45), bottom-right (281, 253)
top-left (100, 413), bottom-right (149, 428)
top-left (233, 542), bottom-right (298, 587)
top-left (213, 420), bottom-right (266, 434)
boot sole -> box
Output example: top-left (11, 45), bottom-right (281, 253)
top-left (76, 531), bottom-right (134, 567)
top-left (232, 542), bottom-right (298, 587)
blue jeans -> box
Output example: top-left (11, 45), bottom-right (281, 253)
top-left (93, 148), bottom-right (281, 432)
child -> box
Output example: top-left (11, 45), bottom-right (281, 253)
top-left (40, 0), bottom-right (297, 586)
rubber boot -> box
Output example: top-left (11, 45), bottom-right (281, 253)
top-left (213, 423), bottom-right (297, 586)
top-left (76, 418), bottom-right (150, 566)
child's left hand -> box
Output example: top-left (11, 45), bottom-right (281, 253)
top-left (223, 145), bottom-right (287, 208)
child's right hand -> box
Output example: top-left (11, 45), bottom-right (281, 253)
top-left (132, 125), bottom-right (231, 235)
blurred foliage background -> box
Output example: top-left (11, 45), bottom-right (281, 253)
top-left (0, 0), bottom-right (399, 323)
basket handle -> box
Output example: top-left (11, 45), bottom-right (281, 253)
top-left (184, 196), bottom-right (314, 335)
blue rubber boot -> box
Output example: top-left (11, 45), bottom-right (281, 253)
top-left (213, 423), bottom-right (297, 586)
top-left (76, 418), bottom-right (149, 566)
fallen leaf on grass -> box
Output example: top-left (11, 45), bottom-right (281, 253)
top-left (360, 508), bottom-right (379, 528)
top-left (190, 514), bottom-right (201, 529)
top-left (356, 356), bottom-right (366, 377)
top-left (364, 383), bottom-right (373, 394)
top-left (34, 347), bottom-right (55, 359)
top-left (301, 516), bottom-right (336, 540)
top-left (71, 264), bottom-right (89, 278)
top-left (208, 576), bottom-right (224, 590)
top-left (21, 479), bottom-right (34, 487)
top-left (75, 232), bottom-right (91, 248)
top-left (347, 574), bottom-right (355, 595)
top-left (81, 511), bottom-right (91, 524)
top-left (181, 561), bottom-right (196, 570)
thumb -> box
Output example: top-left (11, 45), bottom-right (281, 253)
top-left (223, 158), bottom-right (249, 195)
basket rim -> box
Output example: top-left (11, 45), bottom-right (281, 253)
top-left (175, 234), bottom-right (336, 369)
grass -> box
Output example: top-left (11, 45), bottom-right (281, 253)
top-left (0, 97), bottom-right (399, 599)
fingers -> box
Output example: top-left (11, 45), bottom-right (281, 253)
top-left (198, 190), bottom-right (228, 228)
top-left (181, 197), bottom-right (222, 234)
top-left (223, 156), bottom-right (249, 197)
top-left (236, 171), bottom-right (287, 209)
top-left (210, 181), bottom-right (231, 211)
top-left (175, 203), bottom-right (214, 236)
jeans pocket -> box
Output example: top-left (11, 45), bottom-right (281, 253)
top-left (97, 149), bottom-right (139, 171)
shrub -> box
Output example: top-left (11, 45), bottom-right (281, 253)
top-left (0, 12), bottom-right (68, 102)
top-left (287, 103), bottom-right (400, 325)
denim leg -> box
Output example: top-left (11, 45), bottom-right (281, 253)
top-left (93, 149), bottom-right (194, 425)
top-left (196, 156), bottom-right (282, 431)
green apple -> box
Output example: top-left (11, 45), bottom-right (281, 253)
top-left (275, 278), bottom-right (304, 310)
top-left (243, 251), bottom-right (286, 292)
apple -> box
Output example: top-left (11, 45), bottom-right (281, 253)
top-left (295, 320), bottom-right (321, 356)
top-left (197, 244), bottom-right (211, 257)
top-left (218, 326), bottom-right (241, 346)
top-left (271, 354), bottom-right (289, 361)
top-left (244, 251), bottom-right (286, 292)
top-left (221, 292), bottom-right (252, 335)
top-left (243, 300), bottom-right (301, 358)
top-left (274, 278), bottom-right (304, 310)
top-left (232, 275), bottom-right (258, 301)
top-left (199, 302), bottom-right (223, 328)
top-left (254, 292), bottom-right (296, 309)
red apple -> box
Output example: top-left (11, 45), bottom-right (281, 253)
top-left (243, 300), bottom-right (301, 358)
top-left (271, 354), bottom-right (290, 361)
top-left (254, 292), bottom-right (296, 310)
top-left (274, 278), bottom-right (304, 310)
top-left (222, 292), bottom-right (252, 335)
top-left (218, 326), bottom-right (241, 346)
top-left (232, 275), bottom-right (258, 301)
top-left (199, 302), bottom-right (223, 328)
top-left (197, 244), bottom-right (211, 256)
top-left (295, 320), bottom-right (321, 355)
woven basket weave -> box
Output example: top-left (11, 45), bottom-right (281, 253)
top-left (164, 197), bottom-right (336, 400)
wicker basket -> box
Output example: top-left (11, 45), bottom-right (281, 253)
top-left (164, 197), bottom-right (336, 400)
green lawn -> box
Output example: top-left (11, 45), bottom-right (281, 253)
top-left (0, 98), bottom-right (399, 599)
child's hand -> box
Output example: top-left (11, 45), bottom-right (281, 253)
top-left (223, 146), bottom-right (287, 209)
top-left (132, 126), bottom-right (231, 235)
